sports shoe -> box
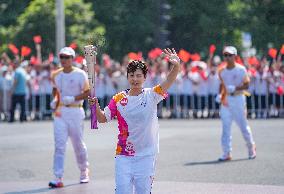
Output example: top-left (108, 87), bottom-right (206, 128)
top-left (80, 168), bottom-right (90, 184)
top-left (248, 144), bottom-right (256, 159)
top-left (49, 178), bottom-right (64, 188)
top-left (218, 153), bottom-right (232, 162)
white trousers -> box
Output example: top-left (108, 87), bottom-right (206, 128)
top-left (53, 108), bottom-right (88, 178)
top-left (220, 95), bottom-right (255, 154)
top-left (115, 155), bottom-right (156, 194)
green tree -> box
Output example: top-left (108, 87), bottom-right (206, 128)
top-left (7, 0), bottom-right (105, 57)
top-left (90, 0), bottom-right (158, 59)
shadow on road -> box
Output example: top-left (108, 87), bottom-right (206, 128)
top-left (184, 158), bottom-right (249, 166)
top-left (4, 183), bottom-right (80, 194)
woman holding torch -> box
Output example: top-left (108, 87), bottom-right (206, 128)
top-left (89, 48), bottom-right (180, 194)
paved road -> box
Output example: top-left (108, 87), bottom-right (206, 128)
top-left (0, 119), bottom-right (283, 193)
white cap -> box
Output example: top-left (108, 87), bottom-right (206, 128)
top-left (223, 46), bottom-right (237, 55)
top-left (59, 47), bottom-right (75, 58)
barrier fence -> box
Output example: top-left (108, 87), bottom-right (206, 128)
top-left (1, 90), bottom-right (283, 122)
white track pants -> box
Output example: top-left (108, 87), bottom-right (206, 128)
top-left (115, 155), bottom-right (156, 194)
top-left (220, 95), bottom-right (255, 155)
top-left (53, 108), bottom-right (88, 178)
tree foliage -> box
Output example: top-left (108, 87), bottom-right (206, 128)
top-left (0, 0), bottom-right (283, 59)
top-left (1, 0), bottom-right (105, 57)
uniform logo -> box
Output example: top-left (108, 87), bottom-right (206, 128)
top-left (120, 97), bottom-right (128, 106)
top-left (125, 141), bottom-right (135, 155)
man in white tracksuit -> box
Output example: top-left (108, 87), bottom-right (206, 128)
top-left (218, 46), bottom-right (256, 161)
top-left (48, 47), bottom-right (90, 188)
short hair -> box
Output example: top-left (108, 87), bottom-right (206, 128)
top-left (127, 60), bottom-right (148, 78)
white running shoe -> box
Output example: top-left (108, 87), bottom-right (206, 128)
top-left (218, 153), bottom-right (232, 162)
top-left (248, 144), bottom-right (256, 159)
top-left (80, 168), bottom-right (90, 184)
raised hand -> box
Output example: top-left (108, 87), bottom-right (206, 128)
top-left (163, 48), bottom-right (181, 67)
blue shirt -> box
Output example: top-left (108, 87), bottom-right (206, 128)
top-left (13, 67), bottom-right (27, 95)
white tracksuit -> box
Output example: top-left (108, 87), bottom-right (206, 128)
top-left (219, 64), bottom-right (255, 155)
top-left (103, 85), bottom-right (165, 194)
top-left (51, 67), bottom-right (89, 178)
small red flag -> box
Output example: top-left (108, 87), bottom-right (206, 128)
top-left (235, 56), bottom-right (244, 65)
top-left (280, 45), bottom-right (284, 55)
top-left (33, 35), bottom-right (42, 44)
top-left (268, 48), bottom-right (277, 59)
top-left (21, 46), bottom-right (31, 57)
top-left (8, 44), bottom-right (19, 55)
top-left (209, 44), bottom-right (216, 54)
top-left (75, 56), bottom-right (84, 64)
top-left (277, 86), bottom-right (284, 95)
top-left (190, 53), bottom-right (201, 61)
top-left (48, 53), bottom-right (54, 62)
top-left (30, 56), bottom-right (39, 65)
top-left (128, 52), bottom-right (138, 60)
top-left (248, 56), bottom-right (259, 66)
top-left (178, 49), bottom-right (191, 63)
top-left (137, 52), bottom-right (143, 60)
top-left (148, 48), bottom-right (163, 59)
top-left (69, 42), bottom-right (77, 50)
top-left (249, 68), bottom-right (257, 77)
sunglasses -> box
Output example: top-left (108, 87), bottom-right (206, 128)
top-left (59, 55), bottom-right (72, 59)
top-left (223, 54), bottom-right (234, 57)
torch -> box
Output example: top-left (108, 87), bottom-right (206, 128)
top-left (84, 45), bottom-right (98, 129)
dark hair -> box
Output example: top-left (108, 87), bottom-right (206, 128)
top-left (127, 60), bottom-right (148, 78)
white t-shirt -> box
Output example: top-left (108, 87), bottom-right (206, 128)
top-left (208, 73), bottom-right (220, 95)
top-left (52, 67), bottom-right (89, 106)
top-left (168, 73), bottom-right (182, 95)
top-left (254, 71), bottom-right (268, 95)
top-left (30, 70), bottom-right (41, 95)
top-left (40, 70), bottom-right (52, 95)
top-left (219, 64), bottom-right (247, 91)
top-left (105, 74), bottom-right (116, 97)
top-left (181, 73), bottom-right (193, 95)
top-left (95, 73), bottom-right (106, 98)
top-left (104, 85), bottom-right (166, 157)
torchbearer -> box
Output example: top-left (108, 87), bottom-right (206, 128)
top-left (48, 47), bottom-right (90, 188)
top-left (218, 46), bottom-right (256, 161)
top-left (89, 48), bottom-right (181, 194)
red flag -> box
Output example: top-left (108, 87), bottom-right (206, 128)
top-left (280, 44), bottom-right (284, 55)
top-left (137, 52), bottom-right (143, 60)
top-left (33, 35), bottom-right (42, 44)
top-left (178, 49), bottom-right (191, 63)
top-left (30, 56), bottom-right (39, 65)
top-left (128, 52), bottom-right (138, 60)
top-left (249, 68), bottom-right (257, 77)
top-left (75, 56), bottom-right (84, 64)
top-left (69, 42), bottom-right (77, 50)
top-left (190, 53), bottom-right (201, 61)
top-left (191, 66), bottom-right (198, 72)
top-left (248, 56), bottom-right (259, 66)
top-left (48, 53), bottom-right (54, 62)
top-left (21, 46), bottom-right (31, 57)
top-left (235, 56), bottom-right (244, 65)
top-left (277, 86), bottom-right (284, 95)
top-left (148, 48), bottom-right (163, 59)
top-left (209, 44), bottom-right (216, 54)
top-left (199, 70), bottom-right (207, 80)
top-left (268, 48), bottom-right (277, 59)
top-left (8, 44), bottom-right (19, 55)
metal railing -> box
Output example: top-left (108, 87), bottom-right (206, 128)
top-left (1, 89), bottom-right (283, 122)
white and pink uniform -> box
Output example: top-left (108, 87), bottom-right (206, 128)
top-left (103, 85), bottom-right (166, 194)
